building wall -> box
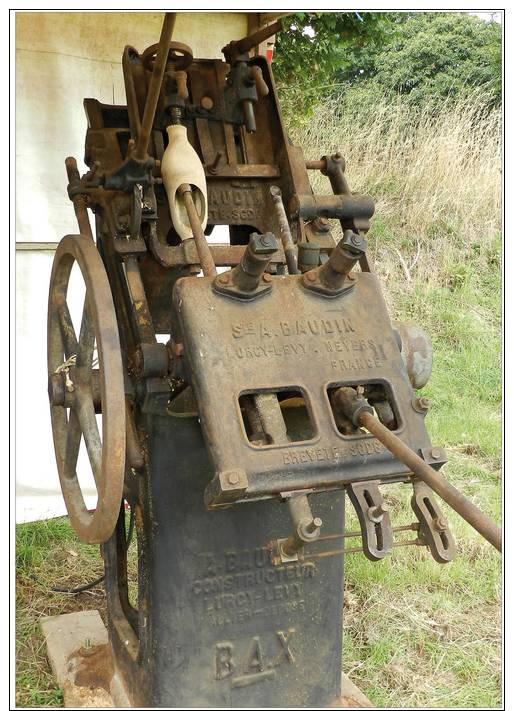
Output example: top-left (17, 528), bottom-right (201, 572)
top-left (15, 11), bottom-right (249, 522)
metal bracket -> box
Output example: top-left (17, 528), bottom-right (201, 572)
top-left (410, 480), bottom-right (456, 563)
top-left (347, 480), bottom-right (393, 561)
top-left (420, 445), bottom-right (448, 469)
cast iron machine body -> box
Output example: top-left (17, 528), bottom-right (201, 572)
top-left (47, 13), bottom-right (501, 708)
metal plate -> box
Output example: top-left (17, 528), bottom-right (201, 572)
top-left (173, 272), bottom-right (432, 506)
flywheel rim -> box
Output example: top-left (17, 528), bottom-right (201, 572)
top-left (47, 234), bottom-right (125, 544)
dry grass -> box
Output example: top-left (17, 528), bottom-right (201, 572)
top-left (285, 91), bottom-right (501, 287)
top-left (283, 89), bottom-right (502, 708)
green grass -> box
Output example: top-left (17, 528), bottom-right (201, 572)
top-left (340, 249), bottom-right (502, 707)
top-left (16, 516), bottom-right (137, 708)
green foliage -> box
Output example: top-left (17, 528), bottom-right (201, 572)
top-left (275, 12), bottom-right (501, 112)
top-left (273, 12), bottom-right (390, 111)
top-left (357, 13), bottom-right (502, 108)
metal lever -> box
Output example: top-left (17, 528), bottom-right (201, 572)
top-left (270, 186), bottom-right (299, 275)
top-left (177, 183), bottom-right (216, 277)
top-left (411, 480), bottom-right (456, 563)
top-left (278, 493), bottom-right (323, 562)
top-left (347, 481), bottom-right (393, 561)
top-left (135, 12), bottom-right (177, 161)
top-left (334, 386), bottom-right (502, 552)
top-left (222, 20), bottom-right (282, 64)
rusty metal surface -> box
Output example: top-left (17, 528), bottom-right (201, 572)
top-left (47, 235), bottom-right (125, 543)
top-left (173, 270), bottom-right (432, 506)
top-left (357, 409), bottom-right (501, 551)
top-left (134, 12), bottom-right (177, 161)
top-left (393, 321), bottom-right (433, 390)
top-left (45, 12), bottom-right (500, 708)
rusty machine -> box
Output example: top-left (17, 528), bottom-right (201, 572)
top-left (47, 13), bottom-right (501, 708)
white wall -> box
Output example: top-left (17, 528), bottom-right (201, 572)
top-left (15, 11), bottom-right (249, 522)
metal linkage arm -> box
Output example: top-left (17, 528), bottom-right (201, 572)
top-left (334, 387), bottom-right (502, 552)
top-left (65, 157), bottom-right (93, 240)
top-left (177, 184), bottom-right (217, 277)
top-left (222, 20), bottom-right (282, 64)
top-left (134, 12), bottom-right (177, 162)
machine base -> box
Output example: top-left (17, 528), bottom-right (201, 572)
top-left (41, 609), bottom-right (373, 708)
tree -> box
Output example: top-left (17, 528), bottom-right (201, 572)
top-left (274, 12), bottom-right (502, 111)
top-left (273, 12), bottom-right (392, 109)
top-left (359, 13), bottom-right (502, 107)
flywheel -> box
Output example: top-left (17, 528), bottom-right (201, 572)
top-left (47, 234), bottom-right (125, 544)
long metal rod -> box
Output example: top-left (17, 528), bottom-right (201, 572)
top-left (305, 159), bottom-right (325, 171)
top-left (358, 411), bottom-right (502, 552)
top-left (230, 19), bottom-right (283, 56)
top-left (134, 12), bottom-right (176, 161)
top-left (178, 184), bottom-right (217, 277)
top-left (65, 157), bottom-right (93, 240)
top-left (305, 538), bottom-right (425, 560)
top-left (317, 523), bottom-right (419, 543)
top-left (270, 186), bottom-right (299, 275)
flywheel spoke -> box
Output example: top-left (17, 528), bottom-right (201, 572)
top-left (76, 295), bottom-right (95, 379)
top-left (63, 408), bottom-right (82, 478)
top-left (75, 386), bottom-right (102, 488)
top-left (58, 301), bottom-right (78, 359)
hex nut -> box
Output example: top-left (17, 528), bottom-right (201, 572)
top-left (220, 469), bottom-right (248, 492)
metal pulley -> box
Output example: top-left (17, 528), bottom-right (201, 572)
top-left (47, 234), bottom-right (126, 544)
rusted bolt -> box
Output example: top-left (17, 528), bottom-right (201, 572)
top-left (367, 503), bottom-right (389, 523)
top-left (434, 516), bottom-right (448, 533)
top-left (228, 472), bottom-right (240, 486)
top-left (351, 233), bottom-right (363, 248)
top-left (312, 216), bottom-right (330, 233)
top-left (260, 233), bottom-right (273, 248)
top-left (413, 396), bottom-right (430, 413)
top-left (306, 517), bottom-right (323, 534)
top-left (431, 447), bottom-right (442, 459)
top-left (201, 96), bottom-right (214, 110)
top-left (305, 270), bottom-right (317, 282)
top-left (262, 273), bottom-right (272, 283)
top-left (218, 273), bottom-right (230, 285)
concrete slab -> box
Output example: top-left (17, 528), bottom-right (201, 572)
top-left (41, 609), bottom-right (373, 708)
top-left (339, 675), bottom-right (374, 708)
top-left (40, 610), bottom-right (128, 708)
